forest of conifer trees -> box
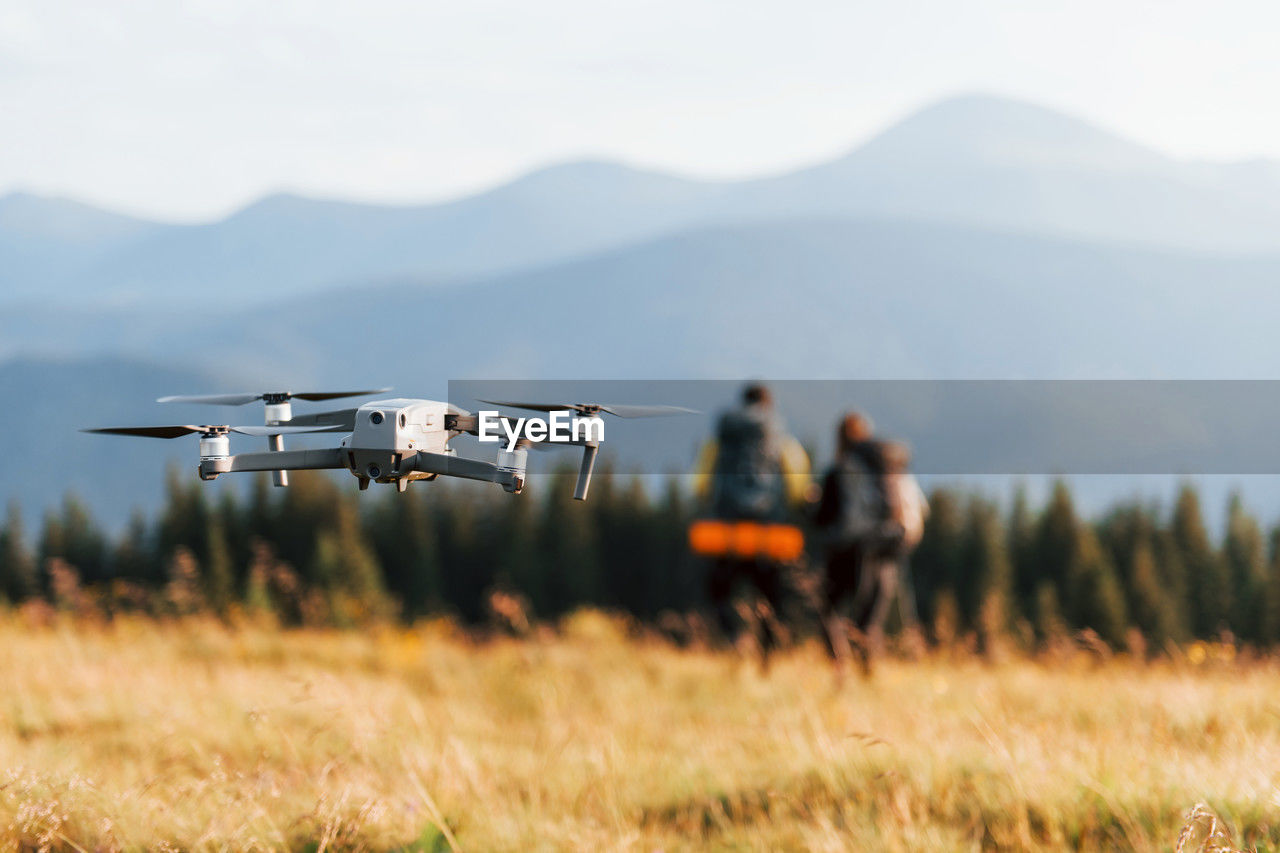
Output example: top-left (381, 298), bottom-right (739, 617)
top-left (3, 467), bottom-right (1280, 651)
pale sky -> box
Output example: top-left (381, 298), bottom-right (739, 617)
top-left (4, 0), bottom-right (1280, 221)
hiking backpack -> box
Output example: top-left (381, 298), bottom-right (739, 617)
top-left (710, 405), bottom-right (786, 520)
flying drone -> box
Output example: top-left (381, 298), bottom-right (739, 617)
top-left (84, 390), bottom-right (692, 500)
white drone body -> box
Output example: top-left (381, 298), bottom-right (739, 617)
top-left (342, 398), bottom-right (459, 484)
top-left (86, 390), bottom-right (692, 501)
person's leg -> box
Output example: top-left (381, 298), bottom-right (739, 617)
top-left (821, 545), bottom-right (859, 671)
top-left (853, 557), bottom-right (900, 674)
top-left (753, 560), bottom-right (788, 662)
top-left (707, 558), bottom-right (739, 643)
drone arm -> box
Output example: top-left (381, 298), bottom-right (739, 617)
top-left (444, 413), bottom-right (479, 434)
top-left (281, 408), bottom-right (359, 430)
top-left (200, 447), bottom-right (349, 478)
top-left (412, 451), bottom-right (523, 492)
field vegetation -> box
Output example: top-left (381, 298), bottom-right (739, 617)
top-left (6, 474), bottom-right (1280, 848)
top-left (1, 612), bottom-right (1276, 851)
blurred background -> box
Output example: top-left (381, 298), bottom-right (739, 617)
top-left (9, 1), bottom-right (1280, 525)
top-left (6, 0), bottom-right (1280, 605)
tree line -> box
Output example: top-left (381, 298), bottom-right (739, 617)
top-left (2, 468), bottom-right (1279, 649)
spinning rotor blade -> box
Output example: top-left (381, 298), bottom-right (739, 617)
top-left (292, 388), bottom-right (391, 401)
top-left (477, 399), bottom-right (571, 413)
top-left (83, 425), bottom-right (207, 439)
top-left (597, 404), bottom-right (698, 418)
top-left (156, 393), bottom-right (263, 406)
top-left (479, 399), bottom-right (697, 418)
top-left (157, 388), bottom-right (391, 406)
top-left (230, 425), bottom-right (346, 436)
top-left (83, 424), bottom-right (344, 439)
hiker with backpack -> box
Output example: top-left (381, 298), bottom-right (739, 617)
top-left (691, 383), bottom-right (812, 660)
top-left (813, 412), bottom-right (927, 678)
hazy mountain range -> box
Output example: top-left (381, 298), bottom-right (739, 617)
top-left (8, 94), bottom-right (1280, 309)
top-left (5, 93), bottom-right (1280, 525)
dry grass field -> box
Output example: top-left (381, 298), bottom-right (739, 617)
top-left (1, 611), bottom-right (1278, 851)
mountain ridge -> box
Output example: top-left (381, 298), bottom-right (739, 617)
top-left (9, 93), bottom-right (1280, 308)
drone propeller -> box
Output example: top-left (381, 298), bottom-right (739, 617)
top-left (478, 399), bottom-right (697, 418)
top-left (156, 389), bottom-right (391, 406)
top-left (83, 424), bottom-right (344, 439)
top-left (157, 389), bottom-right (386, 487)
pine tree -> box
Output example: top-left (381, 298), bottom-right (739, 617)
top-left (276, 471), bottom-right (342, 581)
top-left (654, 477), bottom-right (697, 612)
top-left (960, 498), bottom-right (1012, 651)
top-left (1100, 504), bottom-right (1177, 648)
top-left (1028, 480), bottom-right (1077, 639)
top-left (1223, 493), bottom-right (1267, 641)
top-left (216, 490), bottom-right (252, 589)
top-left (370, 486), bottom-right (443, 617)
top-left (246, 473), bottom-right (278, 545)
top-left (38, 508), bottom-right (64, 596)
top-left (1007, 484), bottom-right (1037, 617)
top-left (1033, 582), bottom-right (1065, 642)
top-left (309, 495), bottom-right (389, 624)
top-left (112, 510), bottom-right (157, 586)
top-left (437, 484), bottom-right (498, 621)
top-left (1172, 484), bottom-right (1230, 637)
top-left (1260, 529), bottom-right (1280, 646)
top-left (1123, 527), bottom-right (1177, 649)
top-left (38, 497), bottom-right (107, 592)
top-left (243, 542), bottom-right (276, 618)
top-left (1033, 481), bottom-right (1076, 593)
top-left (57, 495), bottom-right (108, 582)
top-left (591, 464), bottom-right (657, 614)
top-left (203, 512), bottom-right (235, 614)
top-left (155, 466), bottom-right (205, 564)
top-left (912, 488), bottom-right (964, 632)
top-left (1152, 527), bottom-right (1190, 641)
top-left (1063, 524), bottom-right (1128, 647)
top-left (0, 502), bottom-right (36, 603)
top-left (536, 465), bottom-right (601, 615)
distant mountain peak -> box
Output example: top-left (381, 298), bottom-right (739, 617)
top-left (1, 190), bottom-right (109, 217)
top-left (846, 93), bottom-right (1169, 173)
top-left (497, 158), bottom-right (701, 197)
top-left (223, 191), bottom-right (403, 227)
top-left (0, 190), bottom-right (161, 240)
top-left (233, 191), bottom-right (323, 215)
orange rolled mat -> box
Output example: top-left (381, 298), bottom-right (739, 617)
top-left (688, 519), bottom-right (805, 562)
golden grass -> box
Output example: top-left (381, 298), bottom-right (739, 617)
top-left (1, 611), bottom-right (1277, 851)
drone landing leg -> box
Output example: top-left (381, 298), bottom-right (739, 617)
top-left (268, 433), bottom-right (289, 487)
top-left (574, 444), bottom-right (599, 501)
